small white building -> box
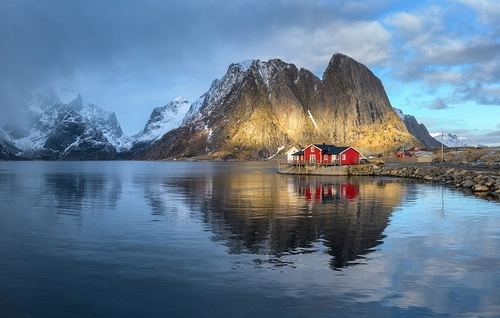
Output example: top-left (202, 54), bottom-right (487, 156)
top-left (285, 146), bottom-right (299, 163)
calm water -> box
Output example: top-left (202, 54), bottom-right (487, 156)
top-left (0, 161), bottom-right (499, 318)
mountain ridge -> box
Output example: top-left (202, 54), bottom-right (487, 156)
top-left (0, 88), bottom-right (131, 160)
top-left (0, 53), bottom-right (442, 160)
top-left (141, 53), bottom-right (423, 160)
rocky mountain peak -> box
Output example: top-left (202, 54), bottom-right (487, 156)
top-left (141, 53), bottom-right (422, 160)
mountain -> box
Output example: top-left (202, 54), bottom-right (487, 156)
top-left (141, 53), bottom-right (420, 160)
top-left (0, 88), bottom-right (131, 160)
top-left (127, 97), bottom-right (190, 155)
top-left (394, 108), bottom-right (443, 150)
top-left (0, 143), bottom-right (20, 160)
top-left (430, 132), bottom-right (482, 147)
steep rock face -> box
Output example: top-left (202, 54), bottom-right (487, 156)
top-left (143, 53), bottom-right (419, 160)
top-left (314, 53), bottom-right (413, 151)
top-left (395, 109), bottom-right (443, 150)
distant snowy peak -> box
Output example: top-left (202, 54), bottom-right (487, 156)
top-left (394, 108), bottom-right (407, 121)
top-left (430, 132), bottom-right (481, 147)
top-left (135, 97), bottom-right (191, 143)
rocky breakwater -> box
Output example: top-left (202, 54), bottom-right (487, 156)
top-left (350, 164), bottom-right (500, 200)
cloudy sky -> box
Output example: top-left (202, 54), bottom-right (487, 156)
top-left (1, 0), bottom-right (499, 145)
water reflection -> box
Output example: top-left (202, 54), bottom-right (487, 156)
top-left (150, 168), bottom-right (407, 270)
top-left (41, 173), bottom-right (121, 214)
top-left (2, 162), bottom-right (499, 317)
top-left (0, 163), bottom-right (122, 217)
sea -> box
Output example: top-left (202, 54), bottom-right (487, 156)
top-left (0, 161), bottom-right (499, 318)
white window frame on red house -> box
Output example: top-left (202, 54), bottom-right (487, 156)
top-left (342, 154), bottom-right (346, 161)
top-left (310, 154), bottom-right (316, 163)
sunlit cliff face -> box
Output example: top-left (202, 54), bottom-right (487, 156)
top-left (143, 54), bottom-right (420, 160)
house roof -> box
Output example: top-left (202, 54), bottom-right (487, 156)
top-left (292, 150), bottom-right (304, 156)
top-left (312, 144), bottom-right (350, 155)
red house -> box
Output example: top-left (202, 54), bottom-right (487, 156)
top-left (292, 144), bottom-right (363, 165)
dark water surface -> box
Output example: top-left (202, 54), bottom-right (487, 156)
top-left (0, 161), bottom-right (499, 317)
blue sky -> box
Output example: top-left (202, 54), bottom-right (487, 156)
top-left (1, 0), bottom-right (499, 145)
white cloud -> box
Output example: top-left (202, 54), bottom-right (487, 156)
top-left (264, 20), bottom-right (392, 72)
top-left (385, 11), bottom-right (424, 35)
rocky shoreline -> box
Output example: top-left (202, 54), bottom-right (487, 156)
top-left (278, 163), bottom-right (500, 201)
top-left (352, 164), bottom-right (499, 199)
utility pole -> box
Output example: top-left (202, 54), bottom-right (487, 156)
top-left (441, 131), bottom-right (444, 163)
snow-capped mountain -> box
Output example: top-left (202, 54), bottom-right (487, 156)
top-left (123, 97), bottom-right (191, 156)
top-left (0, 87), bottom-right (195, 160)
top-left (135, 97), bottom-right (190, 144)
top-left (0, 88), bottom-right (131, 159)
top-left (80, 103), bottom-right (132, 152)
top-left (430, 132), bottom-right (481, 147)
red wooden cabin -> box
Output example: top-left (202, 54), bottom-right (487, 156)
top-left (292, 144), bottom-right (362, 165)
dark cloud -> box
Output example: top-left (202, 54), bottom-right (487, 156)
top-left (424, 98), bottom-right (449, 110)
top-left (0, 0), bottom-right (347, 126)
top-left (0, 0), bottom-right (498, 138)
top-left (454, 82), bottom-right (500, 106)
top-left (2, 0), bottom-right (394, 133)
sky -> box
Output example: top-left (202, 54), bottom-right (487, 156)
top-left (1, 0), bottom-right (499, 145)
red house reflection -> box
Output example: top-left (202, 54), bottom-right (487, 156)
top-left (297, 181), bottom-right (359, 203)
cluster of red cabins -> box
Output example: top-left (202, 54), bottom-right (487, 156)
top-left (288, 143), bottom-right (365, 166)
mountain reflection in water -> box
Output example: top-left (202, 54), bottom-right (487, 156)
top-left (145, 167), bottom-right (405, 270)
top-left (1, 161), bottom-right (499, 317)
